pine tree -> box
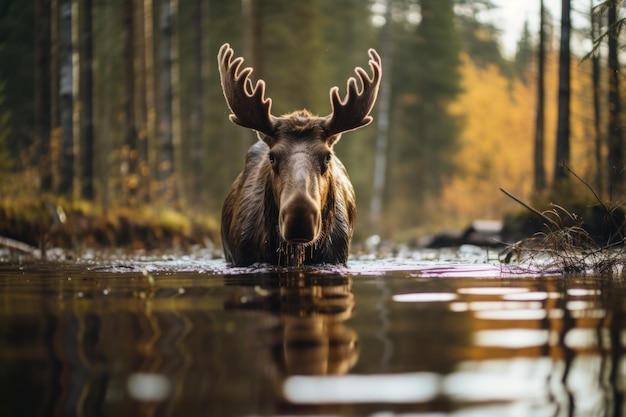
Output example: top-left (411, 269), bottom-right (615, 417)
top-left (515, 19), bottom-right (533, 82)
top-left (455, 0), bottom-right (506, 72)
top-left (390, 0), bottom-right (463, 226)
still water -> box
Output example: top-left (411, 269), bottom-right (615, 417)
top-left (1, 253), bottom-right (625, 417)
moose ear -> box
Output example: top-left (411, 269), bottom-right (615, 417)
top-left (256, 131), bottom-right (274, 147)
top-left (326, 133), bottom-right (343, 147)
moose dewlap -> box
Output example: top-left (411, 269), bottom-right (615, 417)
top-left (218, 43), bottom-right (382, 267)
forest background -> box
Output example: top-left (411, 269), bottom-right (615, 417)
top-left (0, 0), bottom-right (621, 249)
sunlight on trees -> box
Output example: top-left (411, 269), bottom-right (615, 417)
top-left (0, 0), bottom-right (624, 244)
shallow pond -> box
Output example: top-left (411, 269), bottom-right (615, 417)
top-left (1, 252), bottom-right (625, 417)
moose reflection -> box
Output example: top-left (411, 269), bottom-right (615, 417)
top-left (224, 271), bottom-right (359, 378)
top-left (217, 43), bottom-right (382, 266)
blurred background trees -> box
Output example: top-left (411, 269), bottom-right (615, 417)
top-left (0, 0), bottom-right (623, 241)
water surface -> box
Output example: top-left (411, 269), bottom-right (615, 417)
top-left (0, 255), bottom-right (624, 416)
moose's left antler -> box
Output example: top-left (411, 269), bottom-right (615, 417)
top-left (322, 49), bottom-right (382, 136)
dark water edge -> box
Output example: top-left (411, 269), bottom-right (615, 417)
top-left (1, 250), bottom-right (625, 417)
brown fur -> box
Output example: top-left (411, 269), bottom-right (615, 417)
top-left (218, 44), bottom-right (380, 266)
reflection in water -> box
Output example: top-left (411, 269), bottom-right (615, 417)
top-left (0, 262), bottom-right (626, 416)
top-left (224, 271), bottom-right (359, 378)
top-left (284, 372), bottom-right (441, 404)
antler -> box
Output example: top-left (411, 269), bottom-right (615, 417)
top-left (217, 43), bottom-right (276, 136)
top-left (322, 49), bottom-right (382, 137)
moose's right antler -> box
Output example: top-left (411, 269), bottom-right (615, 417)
top-left (218, 43), bottom-right (276, 136)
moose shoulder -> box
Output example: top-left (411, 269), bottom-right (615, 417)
top-left (217, 43), bottom-right (382, 267)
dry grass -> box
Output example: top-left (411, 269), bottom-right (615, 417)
top-left (499, 177), bottom-right (626, 275)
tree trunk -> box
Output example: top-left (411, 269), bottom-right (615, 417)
top-left (144, 0), bottom-right (157, 203)
top-left (79, 0), bottom-right (94, 200)
top-left (135, 0), bottom-right (149, 204)
top-left (553, 0), bottom-right (570, 184)
top-left (607, 4), bottom-right (623, 198)
top-left (100, 0), bottom-right (114, 209)
top-left (533, 0), bottom-right (546, 193)
top-left (189, 0), bottom-right (204, 206)
top-left (369, 0), bottom-right (392, 233)
top-left (50, 0), bottom-right (59, 131)
top-left (240, 0), bottom-right (261, 149)
top-left (58, 0), bottom-right (73, 196)
top-left (591, 0), bottom-right (603, 197)
top-left (157, 0), bottom-right (176, 203)
top-left (35, 0), bottom-right (52, 192)
top-left (122, 0), bottom-right (138, 205)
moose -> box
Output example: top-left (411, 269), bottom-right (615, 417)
top-left (218, 43), bottom-right (382, 267)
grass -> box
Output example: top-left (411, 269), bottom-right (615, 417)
top-left (499, 171), bottom-right (626, 275)
top-left (0, 196), bottom-right (221, 259)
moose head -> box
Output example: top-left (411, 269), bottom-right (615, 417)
top-left (218, 43), bottom-right (381, 266)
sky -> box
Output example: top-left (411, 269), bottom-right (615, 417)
top-left (490, 0), bottom-right (593, 58)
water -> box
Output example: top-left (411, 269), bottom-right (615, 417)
top-left (0, 254), bottom-right (625, 416)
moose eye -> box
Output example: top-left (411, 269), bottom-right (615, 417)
top-left (321, 153), bottom-right (332, 173)
top-left (268, 153), bottom-right (279, 173)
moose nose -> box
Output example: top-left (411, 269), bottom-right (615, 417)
top-left (280, 197), bottom-right (321, 244)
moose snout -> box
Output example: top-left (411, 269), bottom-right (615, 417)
top-left (279, 196), bottom-right (321, 244)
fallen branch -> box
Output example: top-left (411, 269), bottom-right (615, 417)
top-left (0, 235), bottom-right (38, 255)
top-left (499, 187), bottom-right (558, 228)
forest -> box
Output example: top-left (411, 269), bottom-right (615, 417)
top-left (0, 0), bottom-right (624, 250)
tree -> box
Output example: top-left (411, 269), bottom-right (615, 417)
top-left (389, 0), bottom-right (463, 227)
top-left (58, 0), bottom-right (73, 196)
top-left (553, 0), bottom-right (571, 184)
top-left (35, 0), bottom-right (52, 192)
top-left (0, 82), bottom-right (12, 171)
top-left (370, 0), bottom-right (392, 233)
top-left (0, 1), bottom-right (35, 166)
top-left (79, 0), bottom-right (94, 200)
top-left (590, 0), bottom-right (603, 195)
top-left (122, 0), bottom-right (138, 204)
top-left (188, 0), bottom-right (204, 206)
top-left (157, 0), bottom-right (177, 202)
top-left (455, 0), bottom-right (506, 72)
top-left (534, 0), bottom-right (546, 193)
top-left (607, 2), bottom-right (623, 197)
top-left (143, 0), bottom-right (156, 203)
top-left (515, 19), bottom-right (533, 81)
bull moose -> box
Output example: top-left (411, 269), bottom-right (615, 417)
top-left (218, 43), bottom-right (382, 267)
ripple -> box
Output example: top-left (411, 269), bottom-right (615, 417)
top-left (475, 309), bottom-right (546, 320)
top-left (393, 292), bottom-right (458, 303)
top-left (458, 287), bottom-right (529, 296)
top-left (474, 329), bottom-right (549, 348)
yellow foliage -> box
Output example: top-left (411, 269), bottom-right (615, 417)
top-left (438, 54), bottom-right (550, 226)
top-left (435, 52), bottom-right (600, 230)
